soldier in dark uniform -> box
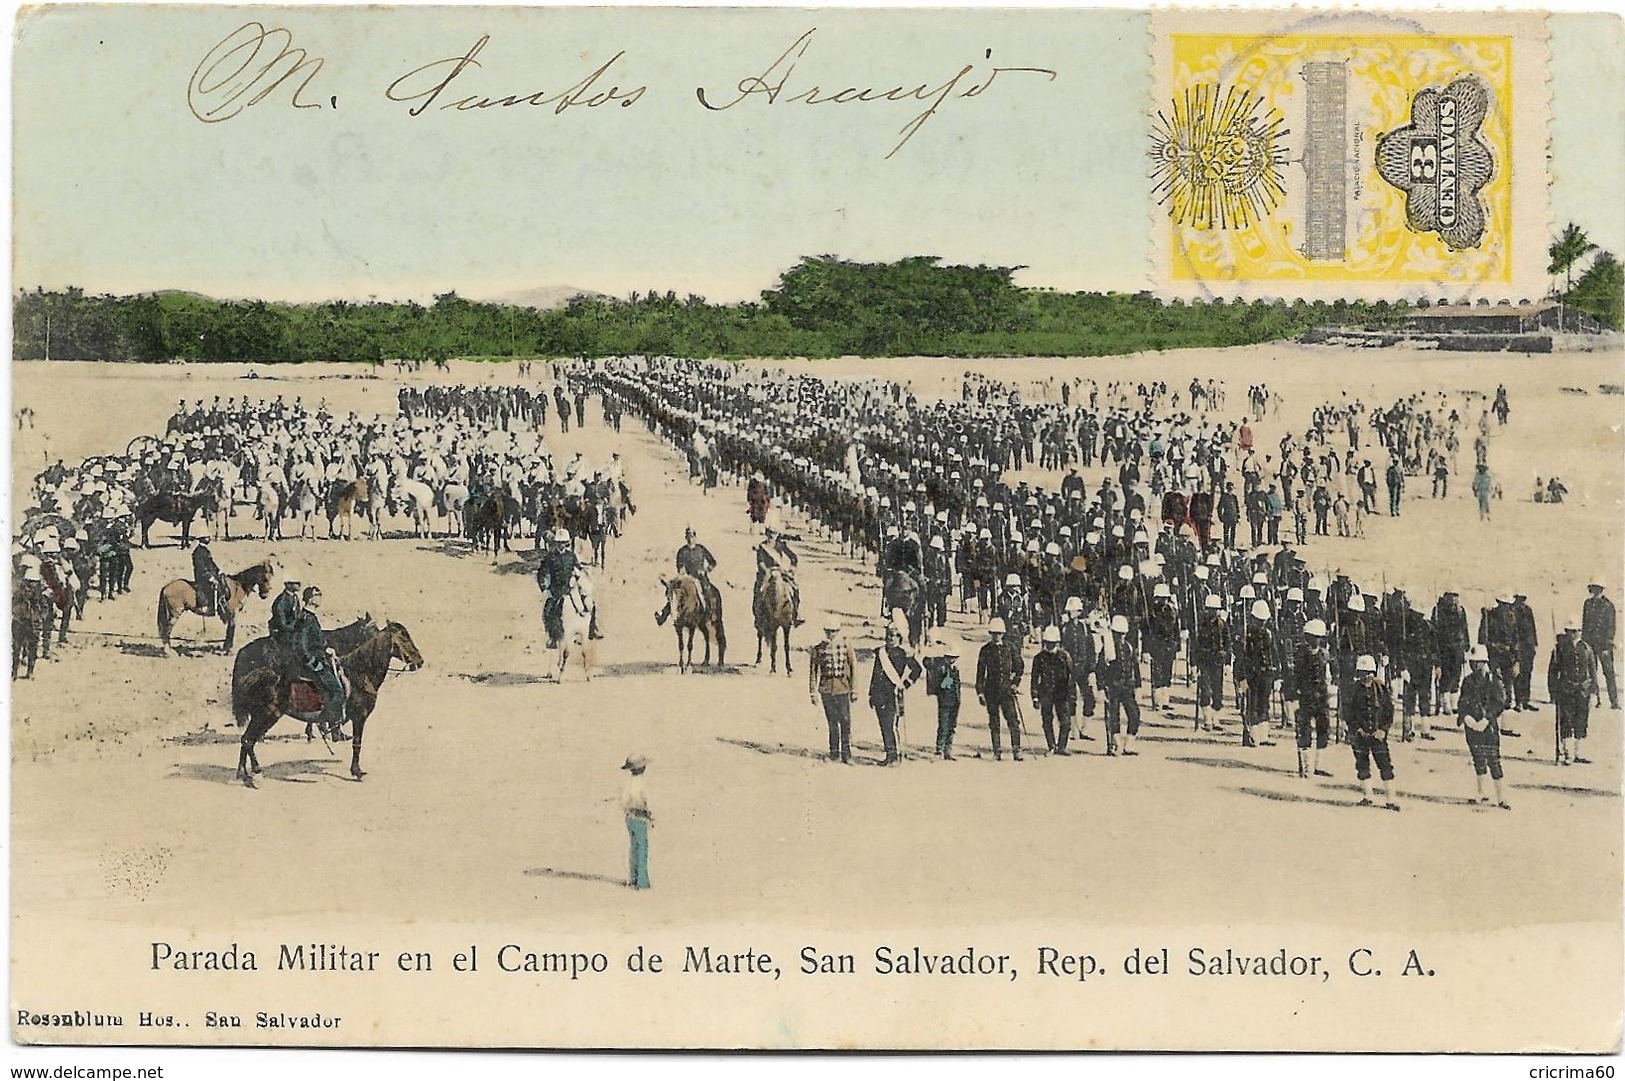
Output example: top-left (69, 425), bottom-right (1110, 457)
top-left (1189, 485), bottom-right (1215, 550)
top-left (1030, 625), bottom-right (1076, 755)
top-left (1511, 593), bottom-right (1538, 712)
top-left (1145, 583), bottom-right (1180, 713)
top-left (922, 635), bottom-right (964, 760)
top-left (655, 526), bottom-right (720, 625)
top-left (1458, 645), bottom-right (1510, 808)
top-left (1548, 623), bottom-right (1597, 766)
top-left (1432, 589), bottom-right (1470, 717)
top-left (868, 620), bottom-right (922, 766)
top-left (1235, 600), bottom-right (1277, 748)
top-left (1477, 595), bottom-right (1522, 736)
top-left (975, 619), bottom-right (1025, 761)
top-left (923, 535), bottom-right (952, 630)
top-left (269, 580), bottom-right (302, 643)
top-left (1295, 619), bottom-right (1333, 778)
top-left (1193, 594), bottom-right (1229, 728)
top-left (294, 586), bottom-right (347, 740)
top-left (1098, 614), bottom-right (1141, 756)
top-left (1394, 605), bottom-right (1434, 740)
top-left (1346, 654), bottom-right (1400, 810)
top-left (1059, 597), bottom-right (1097, 730)
top-left (1582, 582), bottom-right (1618, 710)
top-left (1217, 481), bottom-right (1240, 549)
top-left (190, 533), bottom-right (225, 617)
top-left (537, 527), bottom-right (581, 649)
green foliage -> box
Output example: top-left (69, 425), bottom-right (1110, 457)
top-left (1548, 222), bottom-right (1598, 293)
top-left (1563, 250), bottom-right (1623, 330)
top-left (11, 258), bottom-right (1323, 363)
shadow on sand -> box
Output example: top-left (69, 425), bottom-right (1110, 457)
top-left (523, 866), bottom-right (626, 887)
top-left (168, 759), bottom-right (331, 786)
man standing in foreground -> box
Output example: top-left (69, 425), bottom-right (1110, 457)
top-left (808, 615), bottom-right (858, 764)
top-left (1345, 655), bottom-right (1400, 811)
top-left (1549, 623), bottom-right (1597, 766)
top-left (620, 754), bottom-right (653, 890)
top-left (976, 618), bottom-right (1025, 761)
top-left (1458, 646), bottom-right (1511, 809)
top-left (869, 617), bottom-right (922, 766)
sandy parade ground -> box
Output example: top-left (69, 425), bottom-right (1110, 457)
top-left (8, 342), bottom-right (1624, 1051)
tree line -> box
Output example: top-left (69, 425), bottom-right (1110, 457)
top-left (12, 243), bottom-right (1619, 364)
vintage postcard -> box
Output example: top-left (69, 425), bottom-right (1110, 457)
top-left (6, 2), bottom-right (1623, 1059)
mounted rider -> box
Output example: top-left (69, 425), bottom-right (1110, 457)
top-left (191, 532), bottom-right (226, 617)
top-left (656, 526), bottom-right (721, 625)
top-left (293, 586), bottom-right (347, 741)
top-left (269, 579), bottom-right (303, 643)
top-left (754, 516), bottom-right (803, 627)
top-left (536, 527), bottom-right (580, 649)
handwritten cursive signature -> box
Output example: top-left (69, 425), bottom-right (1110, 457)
top-left (385, 35), bottom-right (645, 117)
top-left (188, 21), bottom-right (328, 123)
top-left (696, 29), bottom-right (1058, 159)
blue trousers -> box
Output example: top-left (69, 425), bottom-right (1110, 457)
top-left (626, 816), bottom-right (649, 890)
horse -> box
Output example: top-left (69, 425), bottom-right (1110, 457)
top-left (257, 484), bottom-right (284, 540)
top-left (133, 490), bottom-right (209, 548)
top-left (290, 477), bottom-right (320, 540)
top-left (661, 573), bottom-right (725, 673)
top-left (883, 570), bottom-right (926, 648)
top-left (585, 495), bottom-right (613, 568)
top-left (232, 620), bottom-right (424, 787)
top-left (552, 567), bottom-right (596, 682)
top-left (392, 476), bottom-right (435, 538)
top-left (232, 614), bottom-right (376, 739)
top-left (157, 558), bottom-right (277, 655)
top-left (465, 489), bottom-right (511, 561)
top-left (752, 569), bottom-right (795, 675)
top-left (439, 481), bottom-right (470, 536)
top-left (325, 478), bottom-right (367, 540)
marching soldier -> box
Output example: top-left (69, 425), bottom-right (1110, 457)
top-left (1059, 597), bottom-right (1098, 734)
top-left (1511, 593), bottom-right (1538, 713)
top-left (922, 634), bottom-right (965, 760)
top-left (1193, 594), bottom-right (1229, 730)
top-left (1346, 655), bottom-right (1400, 811)
top-left (1235, 600), bottom-right (1277, 748)
top-left (1145, 582), bottom-right (1180, 713)
top-left (1458, 645), bottom-right (1511, 808)
top-left (1295, 619), bottom-right (1333, 778)
top-left (975, 618), bottom-right (1025, 761)
top-left (1582, 581), bottom-right (1618, 710)
top-left (1098, 614), bottom-right (1141, 756)
top-left (1030, 625), bottom-right (1076, 755)
top-left (1399, 604), bottom-right (1436, 741)
top-left (1432, 589), bottom-right (1471, 717)
top-left (1477, 595), bottom-right (1523, 736)
top-left (1548, 623), bottom-right (1596, 766)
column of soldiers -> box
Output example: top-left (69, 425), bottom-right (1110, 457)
top-left (588, 356), bottom-right (1611, 798)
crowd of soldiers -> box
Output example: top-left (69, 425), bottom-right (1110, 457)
top-left (11, 379), bottom-right (633, 680)
top-left (577, 356), bottom-right (1613, 806)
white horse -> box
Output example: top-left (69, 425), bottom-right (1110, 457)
top-left (291, 477), bottom-right (320, 540)
top-left (439, 481), bottom-right (470, 536)
top-left (392, 476), bottom-right (435, 538)
top-left (553, 566), bottom-right (596, 682)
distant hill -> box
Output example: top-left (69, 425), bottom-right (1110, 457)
top-left (477, 285), bottom-right (605, 310)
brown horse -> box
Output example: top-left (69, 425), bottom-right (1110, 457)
top-left (232, 620), bottom-right (424, 787)
top-left (157, 558), bottom-right (276, 655)
top-left (134, 490), bottom-right (210, 548)
top-left (884, 570), bottom-right (925, 648)
top-left (752, 569), bottom-right (795, 675)
top-left (325, 478), bottom-right (367, 540)
top-left (662, 574), bottom-right (725, 673)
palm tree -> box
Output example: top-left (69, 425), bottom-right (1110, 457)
top-left (1549, 222), bottom-right (1597, 293)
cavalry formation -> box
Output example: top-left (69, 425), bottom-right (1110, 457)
top-left (10, 357), bottom-right (1617, 810)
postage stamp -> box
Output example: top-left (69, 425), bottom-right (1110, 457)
top-left (1150, 11), bottom-right (1551, 300)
